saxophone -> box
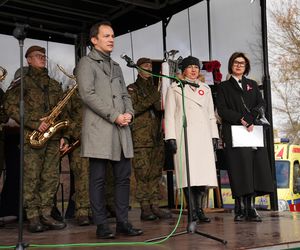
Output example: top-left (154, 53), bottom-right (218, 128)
top-left (29, 65), bottom-right (77, 148)
top-left (0, 66), bottom-right (7, 82)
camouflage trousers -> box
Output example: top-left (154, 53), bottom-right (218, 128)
top-left (24, 140), bottom-right (60, 219)
top-left (69, 146), bottom-right (90, 217)
top-left (132, 145), bottom-right (164, 206)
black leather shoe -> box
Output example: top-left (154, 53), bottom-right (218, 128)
top-left (234, 213), bottom-right (246, 222)
top-left (77, 216), bottom-right (90, 226)
top-left (28, 216), bottom-right (46, 233)
top-left (246, 209), bottom-right (262, 222)
top-left (96, 224), bottom-right (115, 239)
top-left (116, 221), bottom-right (143, 236)
top-left (196, 209), bottom-right (211, 223)
top-left (40, 215), bottom-right (66, 230)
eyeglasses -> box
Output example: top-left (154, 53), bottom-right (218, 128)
top-left (233, 60), bottom-right (246, 67)
top-left (29, 54), bottom-right (47, 60)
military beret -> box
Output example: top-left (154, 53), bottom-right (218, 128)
top-left (25, 45), bottom-right (46, 58)
top-left (136, 57), bottom-right (151, 67)
top-left (181, 56), bottom-right (200, 72)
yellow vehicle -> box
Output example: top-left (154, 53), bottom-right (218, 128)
top-left (220, 139), bottom-right (300, 211)
top-left (274, 139), bottom-right (300, 211)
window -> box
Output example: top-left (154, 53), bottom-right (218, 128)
top-left (275, 161), bottom-right (290, 188)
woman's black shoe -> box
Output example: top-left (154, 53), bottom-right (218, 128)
top-left (196, 209), bottom-right (211, 223)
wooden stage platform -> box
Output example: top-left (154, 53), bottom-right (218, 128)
top-left (1, 209), bottom-right (300, 250)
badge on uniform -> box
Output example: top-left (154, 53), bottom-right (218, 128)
top-left (198, 89), bottom-right (204, 96)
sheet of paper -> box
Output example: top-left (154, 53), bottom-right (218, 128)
top-left (231, 125), bottom-right (264, 147)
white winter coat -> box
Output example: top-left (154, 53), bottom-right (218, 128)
top-left (164, 82), bottom-right (219, 188)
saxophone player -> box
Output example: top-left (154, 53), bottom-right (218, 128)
top-left (4, 45), bottom-right (68, 233)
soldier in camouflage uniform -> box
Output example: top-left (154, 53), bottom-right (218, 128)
top-left (4, 46), bottom-right (68, 233)
top-left (127, 58), bottom-right (172, 220)
top-left (64, 84), bottom-right (90, 226)
top-left (0, 67), bottom-right (9, 178)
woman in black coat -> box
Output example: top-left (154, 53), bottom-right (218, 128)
top-left (216, 52), bottom-right (274, 222)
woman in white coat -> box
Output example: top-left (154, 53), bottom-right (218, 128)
top-left (164, 56), bottom-right (219, 223)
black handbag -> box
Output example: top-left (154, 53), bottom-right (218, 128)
top-left (241, 96), bottom-right (270, 126)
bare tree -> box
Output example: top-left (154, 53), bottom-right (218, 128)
top-left (268, 0), bottom-right (300, 143)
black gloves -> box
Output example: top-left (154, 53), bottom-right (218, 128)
top-left (166, 139), bottom-right (177, 154)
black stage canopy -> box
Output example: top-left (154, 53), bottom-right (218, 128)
top-left (0, 0), bottom-right (202, 44)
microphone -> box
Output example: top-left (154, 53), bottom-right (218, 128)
top-left (175, 78), bottom-right (199, 88)
top-left (13, 23), bottom-right (29, 41)
top-left (120, 54), bottom-right (136, 68)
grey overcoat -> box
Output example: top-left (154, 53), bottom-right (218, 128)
top-left (77, 48), bottom-right (134, 161)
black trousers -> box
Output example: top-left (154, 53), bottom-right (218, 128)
top-left (89, 156), bottom-right (131, 225)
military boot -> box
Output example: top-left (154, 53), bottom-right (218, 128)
top-left (76, 209), bottom-right (90, 226)
top-left (151, 204), bottom-right (172, 219)
top-left (40, 215), bottom-right (66, 230)
top-left (140, 204), bottom-right (157, 221)
top-left (28, 216), bottom-right (46, 233)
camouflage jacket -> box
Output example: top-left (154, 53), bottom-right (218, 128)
top-left (66, 88), bottom-right (82, 142)
top-left (0, 88), bottom-right (9, 125)
top-left (127, 76), bottom-right (163, 148)
top-left (4, 66), bottom-right (68, 141)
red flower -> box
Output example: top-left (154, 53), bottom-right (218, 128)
top-left (204, 62), bottom-right (214, 72)
top-left (214, 71), bottom-right (222, 82)
top-left (212, 60), bottom-right (221, 69)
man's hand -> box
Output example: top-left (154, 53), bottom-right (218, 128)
top-left (115, 114), bottom-right (129, 127)
top-left (38, 117), bottom-right (50, 132)
top-left (60, 138), bottom-right (69, 152)
top-left (124, 113), bottom-right (132, 123)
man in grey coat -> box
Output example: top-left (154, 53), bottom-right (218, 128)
top-left (77, 21), bottom-right (143, 239)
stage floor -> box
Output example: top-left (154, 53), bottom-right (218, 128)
top-left (1, 209), bottom-right (300, 250)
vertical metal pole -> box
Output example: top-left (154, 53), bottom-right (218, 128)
top-left (129, 31), bottom-right (135, 82)
top-left (75, 33), bottom-right (87, 64)
top-left (162, 17), bottom-right (175, 209)
top-left (260, 0), bottom-right (278, 210)
top-left (162, 18), bottom-right (167, 58)
top-left (206, 0), bottom-right (212, 60)
top-left (187, 8), bottom-right (193, 55)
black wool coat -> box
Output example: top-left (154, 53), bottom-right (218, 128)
top-left (216, 76), bottom-right (274, 197)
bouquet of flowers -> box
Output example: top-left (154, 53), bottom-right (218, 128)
top-left (202, 60), bottom-right (222, 84)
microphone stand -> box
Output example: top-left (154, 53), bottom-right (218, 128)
top-left (13, 24), bottom-right (29, 250)
top-left (143, 75), bottom-right (227, 245)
